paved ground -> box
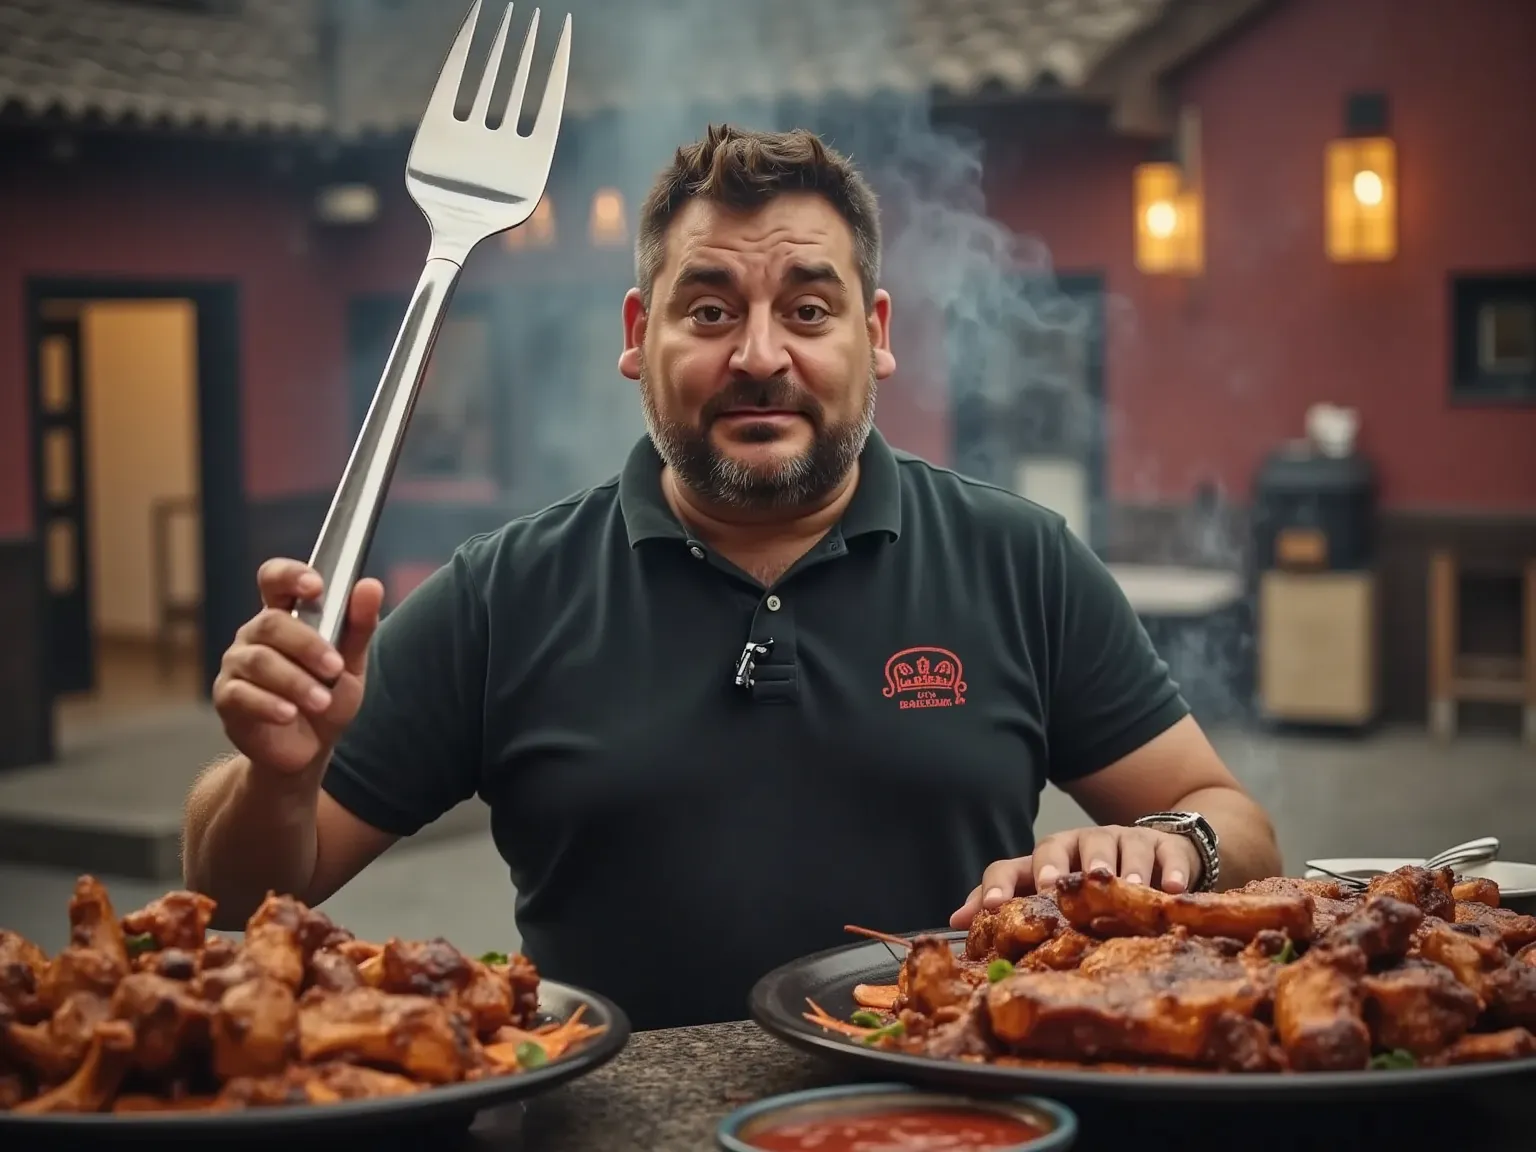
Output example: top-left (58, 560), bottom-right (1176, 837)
top-left (3, 721), bottom-right (1532, 954)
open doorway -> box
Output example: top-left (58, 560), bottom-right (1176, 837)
top-left (26, 279), bottom-right (244, 759)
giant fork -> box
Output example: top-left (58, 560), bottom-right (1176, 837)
top-left (295, 0), bottom-right (571, 647)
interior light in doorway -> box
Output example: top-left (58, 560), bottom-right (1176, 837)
top-left (503, 194), bottom-right (556, 249)
top-left (589, 187), bottom-right (628, 246)
top-left (1326, 92), bottom-right (1396, 262)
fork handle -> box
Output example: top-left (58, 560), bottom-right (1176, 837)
top-left (293, 257), bottom-right (464, 651)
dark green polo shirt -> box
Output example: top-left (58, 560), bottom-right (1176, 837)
top-left (322, 429), bottom-right (1188, 1031)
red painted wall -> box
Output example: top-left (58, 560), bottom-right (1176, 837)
top-left (0, 154), bottom-right (352, 537)
top-left (989, 0), bottom-right (1536, 509)
top-left (2, 0), bottom-right (1532, 540)
top-left (0, 151), bottom-right (943, 538)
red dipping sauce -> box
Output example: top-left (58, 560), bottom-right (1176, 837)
top-left (743, 1105), bottom-right (1047, 1151)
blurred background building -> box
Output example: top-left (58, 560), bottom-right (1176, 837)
top-left (0, 0), bottom-right (1532, 918)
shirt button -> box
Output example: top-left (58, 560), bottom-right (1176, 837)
top-left (689, 545), bottom-right (705, 560)
top-left (765, 594), bottom-right (782, 612)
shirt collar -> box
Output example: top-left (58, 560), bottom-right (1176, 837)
top-left (619, 427), bottom-right (903, 547)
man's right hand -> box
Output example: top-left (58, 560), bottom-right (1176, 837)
top-left (213, 559), bottom-right (385, 776)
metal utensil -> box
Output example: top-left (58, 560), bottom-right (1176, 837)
top-left (1306, 836), bottom-right (1502, 891)
top-left (294, 0), bottom-right (571, 647)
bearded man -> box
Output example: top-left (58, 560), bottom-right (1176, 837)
top-left (182, 124), bottom-right (1281, 1031)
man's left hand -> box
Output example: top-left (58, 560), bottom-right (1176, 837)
top-left (949, 824), bottom-right (1202, 929)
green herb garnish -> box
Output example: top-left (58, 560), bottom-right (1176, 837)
top-left (1272, 939), bottom-right (1298, 965)
top-left (125, 932), bottom-right (157, 957)
top-left (850, 1009), bottom-right (884, 1028)
top-left (479, 950), bottom-right (509, 965)
top-left (861, 1020), bottom-right (905, 1046)
top-left (987, 958), bottom-right (1015, 983)
top-left (1368, 1049), bottom-right (1416, 1070)
top-left (515, 1041), bottom-right (548, 1069)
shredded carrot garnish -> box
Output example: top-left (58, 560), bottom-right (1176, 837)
top-left (801, 997), bottom-right (878, 1038)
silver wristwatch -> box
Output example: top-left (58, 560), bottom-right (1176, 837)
top-left (1134, 810), bottom-right (1220, 892)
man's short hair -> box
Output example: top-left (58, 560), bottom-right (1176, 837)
top-left (635, 123), bottom-right (882, 310)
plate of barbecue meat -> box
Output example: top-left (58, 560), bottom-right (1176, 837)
top-left (0, 876), bottom-right (629, 1138)
top-left (750, 865), bottom-right (1536, 1100)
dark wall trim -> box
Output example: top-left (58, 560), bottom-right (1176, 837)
top-left (0, 537), bottom-right (51, 769)
top-left (24, 277), bottom-right (245, 706)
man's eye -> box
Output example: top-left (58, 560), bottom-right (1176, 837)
top-left (691, 305), bottom-right (727, 324)
top-left (795, 305), bottom-right (828, 323)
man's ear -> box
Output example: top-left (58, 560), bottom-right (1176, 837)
top-left (868, 288), bottom-right (897, 379)
top-left (618, 289), bottom-right (646, 380)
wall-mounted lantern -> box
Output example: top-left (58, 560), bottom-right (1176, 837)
top-left (589, 187), bottom-right (628, 247)
top-left (1325, 92), bottom-right (1396, 263)
top-left (503, 194), bottom-right (556, 250)
top-left (1133, 106), bottom-right (1203, 276)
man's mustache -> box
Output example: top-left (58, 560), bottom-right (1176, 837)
top-left (700, 376), bottom-right (820, 424)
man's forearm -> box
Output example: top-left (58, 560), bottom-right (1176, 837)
top-left (181, 753), bottom-right (325, 927)
top-left (1177, 785), bottom-right (1284, 890)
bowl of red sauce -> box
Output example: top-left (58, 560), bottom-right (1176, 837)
top-left (716, 1083), bottom-right (1077, 1152)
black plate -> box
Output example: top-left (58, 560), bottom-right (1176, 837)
top-left (0, 978), bottom-right (630, 1143)
top-left (749, 931), bottom-right (1536, 1102)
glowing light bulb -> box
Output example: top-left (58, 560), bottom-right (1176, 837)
top-left (1352, 169), bottom-right (1384, 207)
top-left (1145, 200), bottom-right (1178, 239)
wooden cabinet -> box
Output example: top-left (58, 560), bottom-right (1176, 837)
top-left (1258, 571), bottom-right (1379, 725)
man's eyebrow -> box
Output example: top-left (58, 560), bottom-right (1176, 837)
top-left (669, 265), bottom-right (736, 299)
top-left (784, 262), bottom-right (846, 291)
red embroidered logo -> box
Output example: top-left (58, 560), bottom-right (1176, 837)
top-left (882, 647), bottom-right (967, 709)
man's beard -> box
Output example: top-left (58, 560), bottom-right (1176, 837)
top-left (639, 358), bottom-right (877, 511)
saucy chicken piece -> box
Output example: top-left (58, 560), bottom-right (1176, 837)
top-left (121, 891), bottom-right (216, 953)
top-left (1273, 946), bottom-right (1369, 1072)
top-left (985, 964), bottom-right (1275, 1070)
top-left (1015, 927), bottom-right (1098, 972)
top-left (1318, 894), bottom-right (1423, 960)
top-left (1360, 959), bottom-right (1479, 1056)
top-left (0, 930), bottom-right (49, 1024)
top-left (111, 972), bottom-right (213, 1076)
top-left (1235, 877), bottom-right (1360, 937)
top-left (9, 1019), bottom-right (136, 1115)
top-left (981, 929), bottom-right (1278, 1071)
top-left (2, 990), bottom-right (111, 1082)
top-left (1053, 869), bottom-right (1315, 943)
top-left (140, 948), bottom-right (200, 982)
top-left (894, 985), bottom-right (995, 1061)
top-left (219, 1060), bottom-right (423, 1108)
top-left (964, 896), bottom-right (1065, 962)
top-left (1364, 866), bottom-right (1455, 923)
top-left (1452, 901), bottom-right (1536, 952)
top-left (1424, 1027), bottom-right (1536, 1066)
top-left (211, 975), bottom-right (297, 1080)
top-left (37, 876), bottom-right (130, 1008)
top-left (901, 935), bottom-right (985, 1017)
top-left (1479, 961), bottom-right (1536, 1029)
top-left (1452, 877), bottom-right (1501, 907)
top-left (305, 950), bottom-right (364, 994)
top-left (368, 937), bottom-right (539, 1036)
top-left (1412, 920), bottom-right (1508, 1001)
top-left (296, 987), bottom-right (475, 1084)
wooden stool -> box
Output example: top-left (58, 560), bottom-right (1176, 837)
top-left (1427, 551), bottom-right (1536, 744)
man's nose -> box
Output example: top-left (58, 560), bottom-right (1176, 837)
top-left (729, 308), bottom-right (792, 380)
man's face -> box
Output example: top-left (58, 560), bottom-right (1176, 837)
top-left (619, 192), bottom-right (896, 510)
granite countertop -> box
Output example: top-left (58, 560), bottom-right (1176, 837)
top-left (448, 1021), bottom-right (1536, 1152)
